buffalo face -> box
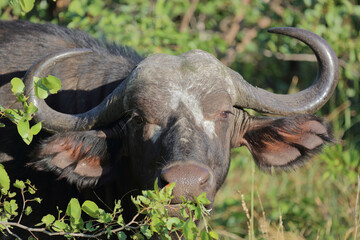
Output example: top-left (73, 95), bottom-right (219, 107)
top-left (122, 50), bottom-right (237, 205)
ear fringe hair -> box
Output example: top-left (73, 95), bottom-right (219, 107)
top-left (247, 114), bottom-right (334, 173)
top-left (27, 157), bottom-right (100, 189)
top-left (27, 131), bottom-right (113, 189)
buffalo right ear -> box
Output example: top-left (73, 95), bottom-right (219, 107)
top-left (28, 130), bottom-right (114, 189)
top-left (233, 114), bottom-right (333, 171)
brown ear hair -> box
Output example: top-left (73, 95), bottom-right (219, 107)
top-left (236, 114), bottom-right (333, 171)
top-left (28, 130), bottom-right (113, 189)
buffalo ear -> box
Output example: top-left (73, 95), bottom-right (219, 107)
top-left (28, 130), bottom-right (112, 189)
top-left (238, 115), bottom-right (333, 171)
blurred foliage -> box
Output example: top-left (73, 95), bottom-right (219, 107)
top-left (1, 0), bottom-right (360, 239)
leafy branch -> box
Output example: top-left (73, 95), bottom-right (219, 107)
top-left (0, 164), bottom-right (219, 239)
top-left (0, 76), bottom-right (61, 145)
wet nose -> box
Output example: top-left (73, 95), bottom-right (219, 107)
top-left (160, 162), bottom-right (216, 204)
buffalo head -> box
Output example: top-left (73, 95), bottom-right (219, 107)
top-left (27, 28), bottom-right (338, 212)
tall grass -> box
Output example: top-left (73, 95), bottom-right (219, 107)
top-left (211, 147), bottom-right (360, 240)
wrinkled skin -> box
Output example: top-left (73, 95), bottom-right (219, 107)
top-left (0, 21), bottom-right (336, 239)
top-left (124, 51), bottom-right (236, 192)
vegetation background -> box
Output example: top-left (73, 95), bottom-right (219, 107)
top-left (1, 0), bottom-right (359, 239)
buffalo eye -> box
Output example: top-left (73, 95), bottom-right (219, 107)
top-left (132, 113), bottom-right (145, 125)
top-left (219, 111), bottom-right (233, 119)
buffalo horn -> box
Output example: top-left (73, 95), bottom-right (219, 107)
top-left (25, 48), bottom-right (127, 132)
top-left (230, 27), bottom-right (339, 115)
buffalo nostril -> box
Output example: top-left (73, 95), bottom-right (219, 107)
top-left (199, 174), bottom-right (210, 189)
top-left (160, 162), bottom-right (216, 203)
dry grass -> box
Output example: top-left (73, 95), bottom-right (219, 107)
top-left (210, 148), bottom-right (360, 240)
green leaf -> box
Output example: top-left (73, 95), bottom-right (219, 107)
top-left (196, 192), bottom-right (211, 205)
top-left (42, 75), bottom-right (62, 94)
top-left (33, 76), bottom-right (62, 99)
top-left (13, 180), bottom-right (26, 189)
top-left (117, 231), bottom-right (127, 240)
top-left (166, 217), bottom-right (180, 230)
top-left (0, 164), bottom-right (10, 195)
top-left (25, 206), bottom-right (32, 216)
top-left (16, 94), bottom-right (27, 103)
top-left (153, 178), bottom-right (159, 192)
top-left (4, 108), bottom-right (22, 123)
top-left (41, 214), bottom-right (55, 227)
top-left (30, 122), bottom-right (42, 135)
top-left (4, 200), bottom-right (18, 216)
top-left (209, 231), bottom-right (219, 239)
top-left (8, 192), bottom-right (16, 198)
top-left (85, 221), bottom-right (96, 232)
top-left (81, 200), bottom-right (100, 218)
top-left (19, 0), bottom-right (35, 13)
top-left (52, 220), bottom-right (69, 232)
top-left (24, 102), bottom-right (38, 115)
top-left (25, 133), bottom-right (33, 145)
top-left (17, 117), bottom-right (30, 139)
top-left (0, 122), bottom-right (5, 127)
top-left (33, 77), bottom-right (49, 99)
top-left (200, 231), bottom-right (211, 240)
top-left (180, 207), bottom-right (189, 219)
top-left (66, 198), bottom-right (82, 221)
top-left (164, 182), bottom-right (175, 196)
top-left (138, 195), bottom-right (151, 205)
top-left (98, 211), bottom-right (112, 223)
top-left (10, 77), bottom-right (25, 95)
top-left (17, 116), bottom-right (35, 145)
top-left (182, 220), bottom-right (198, 240)
top-left (190, 205), bottom-right (202, 220)
top-left (117, 215), bottom-right (124, 227)
top-left (140, 225), bottom-right (152, 238)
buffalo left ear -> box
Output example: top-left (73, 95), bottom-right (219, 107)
top-left (28, 130), bottom-right (113, 189)
top-left (233, 114), bottom-right (333, 171)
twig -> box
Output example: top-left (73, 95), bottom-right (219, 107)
top-left (224, 11), bottom-right (245, 45)
top-left (179, 0), bottom-right (199, 32)
top-left (0, 220), bottom-right (141, 238)
top-left (93, 190), bottom-right (112, 212)
top-left (0, 210), bottom-right (145, 239)
top-left (354, 175), bottom-right (360, 240)
top-left (263, 49), bottom-right (317, 62)
top-left (17, 189), bottom-right (26, 224)
top-left (221, 28), bottom-right (258, 66)
top-left (326, 100), bottom-right (351, 122)
top-left (109, 209), bottom-right (144, 234)
top-left (3, 223), bottom-right (22, 240)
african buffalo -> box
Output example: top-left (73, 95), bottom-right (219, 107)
top-left (0, 20), bottom-right (338, 237)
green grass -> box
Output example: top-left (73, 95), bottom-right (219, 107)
top-left (211, 147), bottom-right (360, 240)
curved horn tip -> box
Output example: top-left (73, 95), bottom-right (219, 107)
top-left (267, 27), bottom-right (311, 35)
